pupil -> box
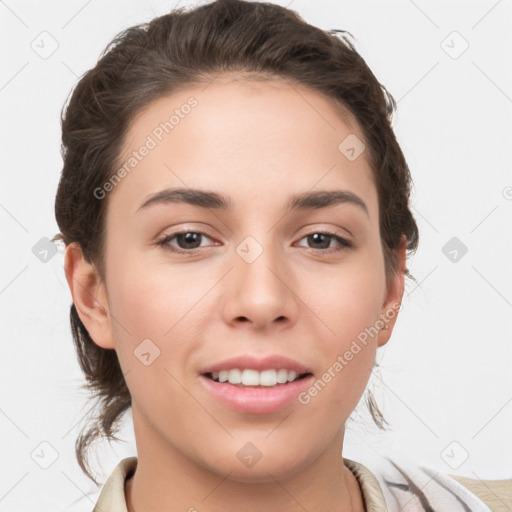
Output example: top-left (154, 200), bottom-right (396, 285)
top-left (176, 233), bottom-right (331, 250)
top-left (178, 232), bottom-right (201, 249)
top-left (309, 233), bottom-right (330, 249)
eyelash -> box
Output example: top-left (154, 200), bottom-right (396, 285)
top-left (156, 229), bottom-right (353, 255)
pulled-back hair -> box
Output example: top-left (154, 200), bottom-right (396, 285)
top-left (53, 0), bottom-right (419, 484)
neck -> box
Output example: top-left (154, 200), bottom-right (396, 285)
top-left (125, 408), bottom-right (364, 512)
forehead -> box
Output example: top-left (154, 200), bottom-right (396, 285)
top-left (108, 76), bottom-right (378, 219)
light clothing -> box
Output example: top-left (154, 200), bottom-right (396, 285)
top-left (92, 456), bottom-right (512, 511)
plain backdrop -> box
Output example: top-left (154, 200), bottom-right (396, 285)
top-left (1, 0), bottom-right (511, 510)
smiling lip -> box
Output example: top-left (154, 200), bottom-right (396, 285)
top-left (199, 354), bottom-right (313, 414)
top-left (199, 354), bottom-right (311, 374)
top-left (199, 373), bottom-right (314, 414)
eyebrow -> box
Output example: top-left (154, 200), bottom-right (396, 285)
top-left (136, 187), bottom-right (369, 217)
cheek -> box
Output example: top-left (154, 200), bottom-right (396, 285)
top-left (301, 252), bottom-right (385, 398)
top-left (304, 253), bottom-right (385, 343)
top-left (299, 284), bottom-right (379, 421)
top-left (104, 256), bottom-right (201, 408)
top-left (105, 246), bottom-right (206, 338)
top-left (104, 248), bottom-right (215, 384)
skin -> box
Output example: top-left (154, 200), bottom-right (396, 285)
top-left (65, 74), bottom-right (406, 512)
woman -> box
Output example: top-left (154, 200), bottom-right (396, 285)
top-left (53, 0), bottom-right (511, 510)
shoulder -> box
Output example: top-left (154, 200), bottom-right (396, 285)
top-left (450, 473), bottom-right (512, 512)
top-left (92, 456), bottom-right (138, 512)
top-left (345, 455), bottom-right (511, 512)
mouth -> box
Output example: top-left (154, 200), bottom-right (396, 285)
top-left (199, 369), bottom-right (315, 414)
top-left (202, 369), bottom-right (313, 388)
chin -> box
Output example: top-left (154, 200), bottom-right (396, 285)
top-left (221, 465), bottom-right (299, 484)
top-left (205, 450), bottom-right (312, 484)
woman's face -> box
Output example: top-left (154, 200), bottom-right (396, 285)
top-left (76, 75), bottom-right (404, 481)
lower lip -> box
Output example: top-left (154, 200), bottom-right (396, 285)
top-left (199, 374), bottom-right (314, 414)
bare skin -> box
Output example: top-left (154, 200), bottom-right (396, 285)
top-left (65, 74), bottom-right (405, 512)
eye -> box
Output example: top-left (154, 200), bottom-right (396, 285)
top-left (156, 230), bottom-right (217, 253)
top-left (156, 229), bottom-right (353, 255)
top-left (296, 232), bottom-right (352, 252)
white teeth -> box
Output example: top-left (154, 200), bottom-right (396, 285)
top-left (209, 368), bottom-right (304, 386)
top-left (242, 369), bottom-right (260, 386)
top-left (259, 369), bottom-right (277, 386)
top-left (276, 369), bottom-right (288, 384)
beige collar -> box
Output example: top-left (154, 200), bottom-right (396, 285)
top-left (93, 456), bottom-right (387, 512)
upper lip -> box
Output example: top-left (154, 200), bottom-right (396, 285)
top-left (200, 354), bottom-right (312, 375)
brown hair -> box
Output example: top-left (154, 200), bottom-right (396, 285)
top-left (53, 0), bottom-right (419, 484)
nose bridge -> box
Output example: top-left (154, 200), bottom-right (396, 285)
top-left (224, 231), bottom-right (296, 327)
top-left (237, 234), bottom-right (282, 291)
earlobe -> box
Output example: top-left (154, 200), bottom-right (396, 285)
top-left (64, 242), bottom-right (115, 350)
top-left (377, 235), bottom-right (407, 347)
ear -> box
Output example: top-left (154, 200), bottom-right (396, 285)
top-left (377, 235), bottom-right (407, 348)
top-left (64, 242), bottom-right (115, 349)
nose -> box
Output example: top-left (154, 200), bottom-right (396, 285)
top-left (222, 240), bottom-right (299, 331)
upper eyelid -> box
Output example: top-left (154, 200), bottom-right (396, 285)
top-left (159, 228), bottom-right (351, 247)
top-left (160, 227), bottom-right (348, 238)
top-left (159, 229), bottom-right (217, 245)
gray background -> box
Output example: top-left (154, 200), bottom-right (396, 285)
top-left (1, 0), bottom-right (511, 510)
